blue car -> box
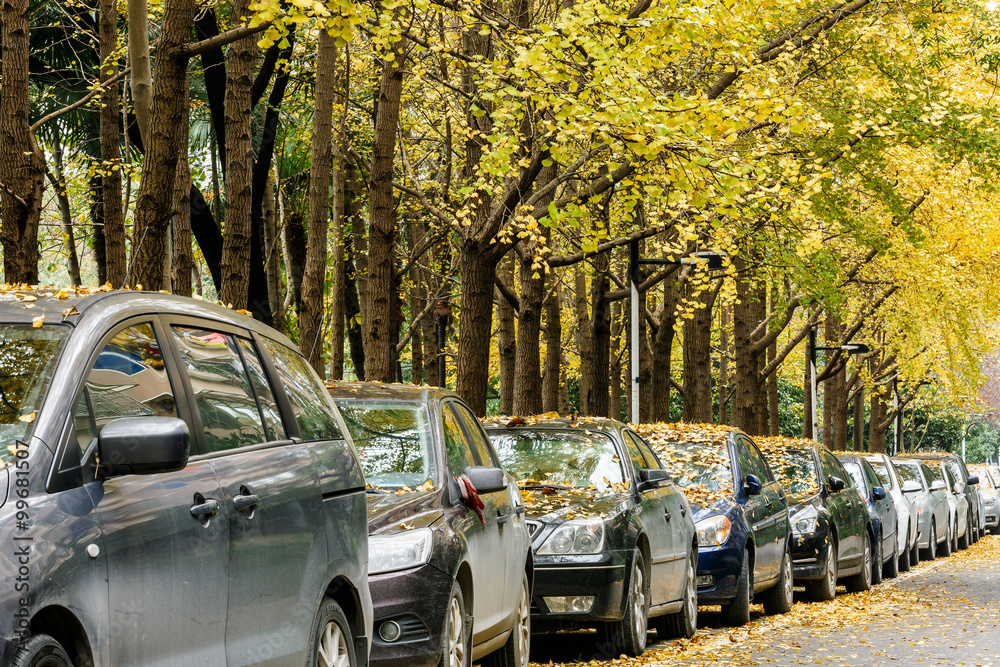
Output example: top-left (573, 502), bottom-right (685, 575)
top-left (837, 453), bottom-right (899, 584)
top-left (638, 424), bottom-right (792, 626)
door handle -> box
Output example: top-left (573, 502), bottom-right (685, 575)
top-left (680, 507), bottom-right (687, 517)
top-left (190, 498), bottom-right (220, 520)
top-left (497, 511), bottom-right (509, 526)
top-left (234, 493), bottom-right (260, 513)
top-left (664, 509), bottom-right (672, 521)
top-left (514, 505), bottom-right (526, 515)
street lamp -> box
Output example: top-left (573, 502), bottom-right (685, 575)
top-left (808, 329), bottom-right (869, 442)
top-left (628, 239), bottom-right (725, 424)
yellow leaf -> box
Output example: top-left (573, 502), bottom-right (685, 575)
top-left (18, 412), bottom-right (35, 423)
top-left (32, 315), bottom-right (44, 328)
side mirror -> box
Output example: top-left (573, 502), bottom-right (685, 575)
top-left (930, 480), bottom-right (946, 491)
top-left (464, 466), bottom-right (507, 494)
top-left (901, 480), bottom-right (922, 493)
top-left (872, 486), bottom-right (887, 501)
top-left (743, 473), bottom-right (762, 496)
top-left (827, 476), bottom-right (845, 493)
top-left (98, 417), bottom-right (189, 477)
top-left (640, 468), bottom-right (671, 489)
top-left (967, 475), bottom-right (979, 486)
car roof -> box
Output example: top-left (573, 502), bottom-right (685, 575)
top-left (482, 415), bottom-right (625, 434)
top-left (327, 381), bottom-right (457, 404)
top-left (905, 452), bottom-right (957, 460)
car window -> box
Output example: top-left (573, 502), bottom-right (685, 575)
top-left (261, 337), bottom-right (343, 442)
top-left (894, 462), bottom-right (922, 487)
top-left (172, 327), bottom-right (267, 453)
top-left (237, 339), bottom-right (287, 441)
top-left (490, 429), bottom-right (626, 493)
top-left (622, 434), bottom-right (649, 480)
top-left (442, 404), bottom-right (476, 475)
top-left (865, 458), bottom-right (893, 490)
top-left (336, 400), bottom-right (434, 490)
top-left (861, 459), bottom-right (882, 491)
top-left (945, 460), bottom-right (964, 486)
top-left (74, 322), bottom-right (177, 457)
top-left (821, 450), bottom-right (851, 485)
top-left (943, 462), bottom-right (958, 487)
top-left (737, 437), bottom-right (768, 481)
top-left (626, 431), bottom-right (663, 470)
top-left (923, 461), bottom-right (945, 485)
top-left (841, 460), bottom-right (868, 495)
top-left (449, 401), bottom-right (497, 467)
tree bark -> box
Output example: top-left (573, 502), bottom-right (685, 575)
top-left (651, 278), bottom-right (680, 422)
top-left (90, 175), bottom-right (107, 284)
top-left (299, 28), bottom-right (339, 377)
top-left (803, 339), bottom-right (814, 439)
top-left (48, 137), bottom-right (81, 286)
top-left (609, 301), bottom-right (623, 421)
top-left (767, 286), bottom-right (779, 436)
top-left (100, 0), bottom-right (126, 287)
top-left (219, 0), bottom-right (255, 308)
top-left (264, 170), bottom-right (284, 330)
top-left (869, 385), bottom-right (888, 453)
top-left (171, 136), bottom-right (193, 295)
top-left (456, 244), bottom-right (499, 416)
top-left (542, 289), bottom-right (562, 412)
top-left (825, 315), bottom-right (849, 449)
top-left (127, 0), bottom-right (152, 142)
top-left (497, 256), bottom-right (517, 414)
top-left (406, 218), bottom-right (425, 385)
top-left (718, 303), bottom-right (730, 425)
top-left (682, 278), bottom-right (717, 423)
top-left (853, 388), bottom-right (864, 451)
top-left (344, 158), bottom-right (366, 379)
top-left (284, 211), bottom-right (306, 316)
top-left (586, 249), bottom-right (611, 417)
top-left (732, 257), bottom-right (768, 435)
top-left (574, 267), bottom-right (593, 414)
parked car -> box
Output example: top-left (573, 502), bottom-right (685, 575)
top-left (484, 416), bottom-right (697, 657)
top-left (909, 452), bottom-right (980, 548)
top-left (908, 453), bottom-right (970, 552)
top-left (968, 465), bottom-right (1000, 534)
top-left (892, 458), bottom-right (951, 559)
top-left (755, 438), bottom-right (872, 600)
top-left (0, 289), bottom-right (372, 667)
top-left (331, 384), bottom-right (533, 667)
top-left (836, 453), bottom-right (899, 582)
top-left (636, 423), bottom-right (792, 626)
top-left (864, 453), bottom-right (918, 571)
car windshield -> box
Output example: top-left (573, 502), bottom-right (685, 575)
top-left (923, 462), bottom-right (946, 485)
top-left (841, 460), bottom-right (867, 496)
top-left (0, 325), bottom-right (67, 466)
top-left (650, 439), bottom-right (733, 505)
top-left (865, 458), bottom-right (893, 489)
top-left (489, 430), bottom-right (626, 493)
top-left (334, 400), bottom-right (435, 491)
top-left (766, 448), bottom-right (819, 495)
top-left (894, 462), bottom-right (923, 488)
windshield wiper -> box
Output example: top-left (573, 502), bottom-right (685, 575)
top-left (520, 483), bottom-right (571, 491)
top-left (365, 487), bottom-right (390, 495)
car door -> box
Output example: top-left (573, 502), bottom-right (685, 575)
top-left (621, 431), bottom-right (675, 605)
top-left (627, 430), bottom-right (691, 602)
top-left (441, 401), bottom-right (507, 644)
top-left (82, 319), bottom-right (231, 665)
top-left (166, 323), bottom-right (325, 666)
top-left (862, 458), bottom-right (895, 558)
top-left (747, 437), bottom-right (788, 580)
top-left (820, 451), bottom-right (863, 562)
top-left (450, 400), bottom-right (527, 622)
top-left (735, 436), bottom-right (775, 583)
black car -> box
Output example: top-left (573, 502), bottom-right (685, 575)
top-left (330, 383), bottom-right (533, 667)
top-left (0, 290), bottom-right (371, 667)
top-left (484, 417), bottom-right (697, 658)
top-left (637, 423), bottom-right (793, 626)
top-left (756, 437), bottom-right (873, 600)
top-left (837, 453), bottom-right (899, 582)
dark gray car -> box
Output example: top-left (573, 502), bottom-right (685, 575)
top-left (0, 290), bottom-right (372, 667)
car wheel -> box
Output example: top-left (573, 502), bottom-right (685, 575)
top-left (440, 582), bottom-right (470, 667)
top-left (483, 571), bottom-right (530, 667)
top-left (721, 550), bottom-right (751, 626)
top-left (599, 551), bottom-right (648, 657)
top-left (11, 634), bottom-right (72, 667)
top-left (883, 533), bottom-right (899, 579)
top-left (308, 598), bottom-right (356, 667)
top-left (909, 535), bottom-right (919, 567)
top-left (922, 521), bottom-right (937, 560)
top-left (656, 547), bottom-right (698, 638)
top-left (806, 539), bottom-right (837, 602)
top-left (951, 521), bottom-right (959, 553)
top-left (939, 523), bottom-right (952, 557)
top-left (959, 515), bottom-right (970, 550)
top-left (844, 531), bottom-right (872, 593)
top-left (899, 529), bottom-right (911, 573)
top-left (762, 545), bottom-right (794, 615)
top-left (870, 532), bottom-right (883, 586)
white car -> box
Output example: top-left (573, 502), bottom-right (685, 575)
top-left (893, 459), bottom-right (951, 559)
top-left (865, 454), bottom-right (919, 571)
top-left (969, 465), bottom-right (1000, 534)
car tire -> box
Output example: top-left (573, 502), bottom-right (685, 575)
top-left (910, 536), bottom-right (919, 567)
top-left (844, 531), bottom-right (872, 593)
top-left (307, 598), bottom-right (356, 667)
top-left (762, 545), bottom-right (794, 615)
top-left (899, 529), bottom-right (911, 573)
top-left (939, 523), bottom-right (952, 557)
top-left (870, 533), bottom-right (883, 586)
top-left (11, 634), bottom-right (72, 667)
top-left (440, 582), bottom-right (470, 667)
top-left (922, 521), bottom-right (937, 560)
top-left (959, 515), bottom-right (970, 550)
top-left (883, 533), bottom-right (899, 579)
top-left (721, 550), bottom-right (751, 627)
top-left (483, 571), bottom-right (531, 667)
top-left (951, 521), bottom-right (959, 554)
top-left (806, 539), bottom-right (837, 602)
top-left (656, 547), bottom-right (697, 639)
top-left (599, 551), bottom-right (648, 657)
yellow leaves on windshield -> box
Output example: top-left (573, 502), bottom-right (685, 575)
top-left (17, 412), bottom-right (35, 423)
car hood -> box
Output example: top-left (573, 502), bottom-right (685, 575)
top-left (690, 495), bottom-right (739, 522)
top-left (366, 489), bottom-right (443, 533)
top-left (787, 491), bottom-right (823, 515)
top-left (522, 489), bottom-right (628, 523)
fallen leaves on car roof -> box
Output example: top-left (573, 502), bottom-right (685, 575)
top-left (756, 436), bottom-right (821, 496)
top-left (636, 423), bottom-right (734, 508)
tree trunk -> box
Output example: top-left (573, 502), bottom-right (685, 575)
top-left (767, 286), bottom-right (779, 436)
top-left (732, 257), bottom-right (767, 435)
top-left (542, 289), bottom-right (562, 412)
top-left (512, 253), bottom-right (545, 415)
top-left (91, 175), bottom-right (108, 285)
top-left (126, 0), bottom-right (194, 290)
top-left (171, 68), bottom-right (193, 296)
top-left (803, 340), bottom-right (813, 439)
top-left (825, 315), bottom-right (849, 450)
top-left (264, 170), bottom-right (284, 330)
top-left (100, 0), bottom-right (126, 287)
top-left (718, 303), bottom-right (730, 425)
top-left (853, 389), bottom-right (864, 451)
top-left (869, 385), bottom-right (888, 453)
top-left (455, 245), bottom-right (497, 416)
top-left (586, 250), bottom-right (610, 417)
top-left (299, 28), bottom-right (339, 377)
top-left (127, 0), bottom-right (152, 141)
top-left (682, 279), bottom-right (717, 423)
top-left (574, 267), bottom-right (593, 414)
top-left (49, 137), bottom-right (81, 286)
top-left (284, 211), bottom-right (307, 316)
top-left (406, 220), bottom-right (424, 385)
top-left (219, 0), bottom-right (256, 308)
top-left (497, 256), bottom-right (517, 414)
top-left (344, 158), bottom-right (366, 379)
top-left (364, 33), bottom-right (406, 382)
top-left (651, 279), bottom-right (679, 422)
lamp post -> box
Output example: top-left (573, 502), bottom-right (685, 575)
top-left (808, 332), bottom-right (869, 442)
top-left (628, 240), bottom-right (724, 424)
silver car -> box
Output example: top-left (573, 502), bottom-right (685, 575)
top-left (865, 454), bottom-right (919, 571)
top-left (892, 459), bottom-right (951, 559)
top-left (969, 465), bottom-right (1000, 534)
top-left (0, 291), bottom-right (373, 667)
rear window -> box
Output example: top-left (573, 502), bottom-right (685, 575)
top-left (261, 338), bottom-right (342, 442)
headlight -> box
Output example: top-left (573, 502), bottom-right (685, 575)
top-left (537, 519), bottom-right (606, 555)
top-left (791, 506), bottom-right (818, 535)
top-left (695, 515), bottom-right (732, 547)
top-left (369, 528), bottom-right (434, 574)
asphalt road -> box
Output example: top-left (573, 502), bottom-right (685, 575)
top-left (527, 533), bottom-right (1000, 666)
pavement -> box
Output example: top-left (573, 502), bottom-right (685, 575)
top-left (526, 533), bottom-right (1000, 666)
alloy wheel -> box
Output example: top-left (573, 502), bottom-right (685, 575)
top-left (446, 594), bottom-right (466, 667)
top-left (317, 621), bottom-right (350, 667)
top-left (515, 577), bottom-right (531, 667)
top-left (633, 560), bottom-right (647, 640)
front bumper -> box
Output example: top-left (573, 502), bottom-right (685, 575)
top-left (693, 544), bottom-right (742, 603)
top-left (790, 531), bottom-right (832, 581)
top-left (368, 562), bottom-right (454, 667)
top-left (530, 550), bottom-right (629, 627)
